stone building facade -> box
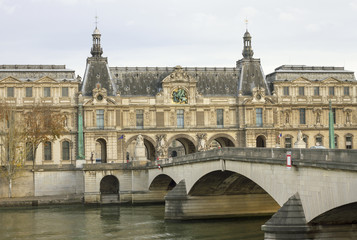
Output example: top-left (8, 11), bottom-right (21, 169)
top-left (0, 27), bottom-right (356, 168)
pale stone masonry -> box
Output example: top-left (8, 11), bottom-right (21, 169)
top-left (0, 27), bottom-right (357, 198)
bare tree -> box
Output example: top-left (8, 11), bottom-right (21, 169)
top-left (23, 104), bottom-right (67, 168)
top-left (0, 104), bottom-right (27, 198)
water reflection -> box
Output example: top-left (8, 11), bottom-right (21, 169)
top-left (0, 205), bottom-right (268, 240)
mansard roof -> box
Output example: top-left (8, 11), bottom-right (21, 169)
top-left (110, 66), bottom-right (240, 97)
top-left (267, 65), bottom-right (356, 82)
top-left (0, 65), bottom-right (76, 81)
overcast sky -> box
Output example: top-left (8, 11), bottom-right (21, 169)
top-left (1, 0), bottom-right (357, 77)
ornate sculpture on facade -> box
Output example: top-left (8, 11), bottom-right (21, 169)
top-left (345, 109), bottom-right (352, 124)
top-left (134, 134), bottom-right (147, 162)
top-left (136, 134), bottom-right (144, 147)
top-left (313, 108), bottom-right (322, 124)
top-left (316, 111), bottom-right (321, 124)
top-left (172, 88), bottom-right (188, 104)
top-left (197, 133), bottom-right (207, 152)
top-left (285, 112), bottom-right (290, 124)
top-left (130, 112), bottom-right (135, 126)
top-left (294, 130), bottom-right (306, 148)
top-left (170, 111), bottom-right (175, 126)
top-left (156, 134), bottom-right (167, 158)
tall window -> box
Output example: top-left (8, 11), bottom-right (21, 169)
top-left (316, 136), bottom-right (323, 146)
top-left (26, 142), bottom-right (34, 161)
top-left (62, 87), bottom-right (69, 97)
top-left (285, 137), bottom-right (292, 148)
top-left (62, 141), bottom-right (70, 160)
top-left (346, 135), bottom-right (352, 149)
top-left (344, 87), bottom-right (350, 96)
top-left (298, 87), bottom-right (305, 96)
top-left (256, 108), bottom-right (263, 127)
top-left (303, 135), bottom-right (308, 148)
top-left (96, 109), bottom-right (104, 129)
top-left (299, 108), bottom-right (306, 124)
top-left (313, 86), bottom-right (320, 96)
top-left (177, 109), bottom-right (184, 128)
top-left (26, 87), bottom-right (33, 97)
top-left (44, 87), bottom-right (51, 97)
top-left (216, 109), bottom-right (224, 128)
top-left (7, 87), bottom-right (14, 97)
top-left (334, 135), bottom-right (338, 149)
top-left (136, 110), bottom-right (144, 129)
top-left (283, 86), bottom-right (289, 96)
top-left (44, 141), bottom-right (52, 161)
top-left (329, 86), bottom-right (335, 96)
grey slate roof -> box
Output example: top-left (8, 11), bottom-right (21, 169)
top-left (236, 58), bottom-right (270, 95)
top-left (110, 67), bottom-right (240, 97)
top-left (0, 65), bottom-right (76, 81)
top-left (267, 65), bottom-right (356, 82)
top-left (81, 57), bottom-right (117, 96)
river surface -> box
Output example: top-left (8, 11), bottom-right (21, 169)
top-left (0, 205), bottom-right (268, 240)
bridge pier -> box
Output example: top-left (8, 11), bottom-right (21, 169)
top-left (165, 180), bottom-right (280, 220)
top-left (262, 193), bottom-right (357, 240)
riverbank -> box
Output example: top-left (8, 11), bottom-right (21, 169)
top-left (0, 194), bottom-right (83, 207)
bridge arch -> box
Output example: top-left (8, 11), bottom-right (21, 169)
top-left (167, 134), bottom-right (197, 157)
top-left (309, 201), bottom-right (357, 225)
top-left (149, 174), bottom-right (176, 191)
top-left (125, 135), bottom-right (156, 161)
top-left (207, 134), bottom-right (236, 149)
top-left (100, 175), bottom-right (119, 194)
top-left (188, 170), bottom-right (270, 196)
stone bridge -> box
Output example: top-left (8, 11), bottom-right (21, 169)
top-left (148, 148), bottom-right (357, 239)
top-left (83, 147), bottom-right (357, 239)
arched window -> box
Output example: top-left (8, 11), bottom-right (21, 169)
top-left (345, 134), bottom-right (353, 149)
top-left (334, 135), bottom-right (339, 149)
top-left (26, 142), bottom-right (34, 161)
top-left (315, 135), bottom-right (323, 147)
top-left (284, 136), bottom-right (292, 148)
top-left (303, 135), bottom-right (309, 148)
top-left (62, 141), bottom-right (70, 160)
top-left (44, 141), bottom-right (52, 161)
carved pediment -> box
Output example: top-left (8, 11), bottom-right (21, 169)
top-left (291, 77), bottom-right (310, 84)
top-left (83, 86), bottom-right (117, 106)
top-left (252, 87), bottom-right (266, 102)
top-left (0, 76), bottom-right (21, 83)
top-left (321, 77), bottom-right (340, 84)
top-left (162, 65), bottom-right (197, 83)
top-left (35, 76), bottom-right (58, 83)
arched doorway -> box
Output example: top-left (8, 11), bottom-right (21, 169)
top-left (96, 138), bottom-right (107, 163)
top-left (256, 135), bottom-right (266, 148)
top-left (126, 136), bottom-right (156, 162)
top-left (100, 175), bottom-right (119, 204)
top-left (208, 135), bottom-right (236, 150)
top-left (168, 136), bottom-right (196, 157)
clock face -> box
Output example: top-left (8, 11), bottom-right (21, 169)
top-left (256, 94), bottom-right (261, 100)
top-left (172, 88), bottom-right (188, 104)
top-left (97, 94), bottom-right (103, 101)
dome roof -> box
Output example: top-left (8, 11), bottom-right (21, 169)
top-left (93, 27), bottom-right (101, 35)
top-left (244, 31), bottom-right (251, 38)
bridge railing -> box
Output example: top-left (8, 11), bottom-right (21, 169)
top-left (154, 147), bottom-right (357, 171)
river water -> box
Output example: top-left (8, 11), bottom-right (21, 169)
top-left (0, 205), bottom-right (268, 240)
